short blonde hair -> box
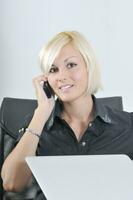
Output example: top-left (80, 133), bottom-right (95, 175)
top-left (39, 31), bottom-right (102, 94)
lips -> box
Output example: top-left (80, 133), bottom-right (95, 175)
top-left (59, 84), bottom-right (73, 92)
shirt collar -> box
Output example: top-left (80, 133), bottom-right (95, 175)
top-left (92, 95), bottom-right (115, 124)
top-left (45, 95), bottom-right (115, 131)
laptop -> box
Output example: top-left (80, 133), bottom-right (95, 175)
top-left (26, 154), bottom-right (133, 200)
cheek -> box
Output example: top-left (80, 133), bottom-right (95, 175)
top-left (73, 74), bottom-right (82, 81)
top-left (72, 70), bottom-right (88, 81)
top-left (47, 77), bottom-right (55, 87)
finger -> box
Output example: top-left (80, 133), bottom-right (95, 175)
top-left (32, 75), bottom-right (46, 89)
top-left (32, 77), bottom-right (44, 97)
top-left (33, 74), bottom-right (47, 83)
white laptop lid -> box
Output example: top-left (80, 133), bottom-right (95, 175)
top-left (26, 155), bottom-right (133, 200)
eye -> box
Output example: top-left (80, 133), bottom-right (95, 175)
top-left (67, 62), bottom-right (77, 68)
top-left (49, 67), bottom-right (58, 73)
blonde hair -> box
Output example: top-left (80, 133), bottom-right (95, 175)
top-left (39, 31), bottom-right (102, 94)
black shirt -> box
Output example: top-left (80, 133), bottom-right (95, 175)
top-left (32, 96), bottom-right (133, 159)
top-left (19, 95), bottom-right (133, 199)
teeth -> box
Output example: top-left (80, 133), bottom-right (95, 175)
top-left (60, 85), bottom-right (73, 91)
top-left (61, 85), bottom-right (71, 89)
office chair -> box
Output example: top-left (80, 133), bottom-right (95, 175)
top-left (0, 96), bottom-right (123, 200)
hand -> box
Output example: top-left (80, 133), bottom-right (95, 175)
top-left (32, 75), bottom-right (55, 119)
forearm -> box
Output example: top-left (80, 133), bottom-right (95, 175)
top-left (1, 107), bottom-right (47, 191)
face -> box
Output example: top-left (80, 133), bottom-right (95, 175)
top-left (47, 43), bottom-right (89, 102)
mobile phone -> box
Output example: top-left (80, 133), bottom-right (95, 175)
top-left (43, 81), bottom-right (54, 98)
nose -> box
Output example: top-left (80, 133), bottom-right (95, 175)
top-left (57, 68), bottom-right (68, 82)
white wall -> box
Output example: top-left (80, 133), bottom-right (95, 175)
top-left (0, 0), bottom-right (133, 111)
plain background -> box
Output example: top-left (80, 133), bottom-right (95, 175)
top-left (0, 0), bottom-right (133, 111)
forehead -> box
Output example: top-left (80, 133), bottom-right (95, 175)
top-left (53, 43), bottom-right (83, 63)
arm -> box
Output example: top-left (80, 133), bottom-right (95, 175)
top-left (1, 75), bottom-right (55, 192)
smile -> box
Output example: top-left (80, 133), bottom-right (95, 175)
top-left (59, 84), bottom-right (73, 92)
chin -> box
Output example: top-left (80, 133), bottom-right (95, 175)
top-left (57, 94), bottom-right (79, 103)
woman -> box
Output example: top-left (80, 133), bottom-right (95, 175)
top-left (1, 31), bottom-right (133, 199)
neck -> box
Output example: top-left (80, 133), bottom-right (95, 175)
top-left (61, 95), bottom-right (94, 123)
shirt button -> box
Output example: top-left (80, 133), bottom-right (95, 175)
top-left (82, 141), bottom-right (86, 146)
top-left (89, 122), bottom-right (92, 127)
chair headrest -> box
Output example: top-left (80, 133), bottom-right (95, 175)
top-left (96, 96), bottom-right (123, 111)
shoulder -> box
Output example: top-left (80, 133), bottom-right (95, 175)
top-left (105, 106), bottom-right (133, 127)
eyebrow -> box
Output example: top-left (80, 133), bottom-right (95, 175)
top-left (51, 56), bottom-right (77, 67)
top-left (64, 56), bottom-right (77, 62)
